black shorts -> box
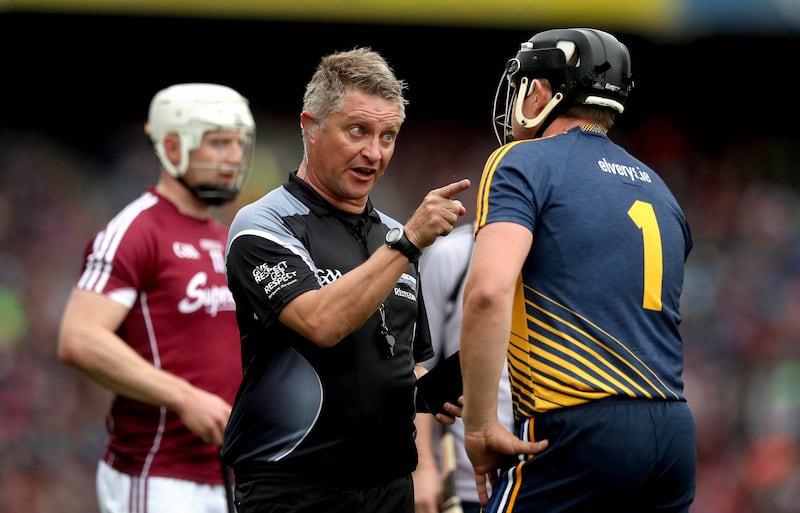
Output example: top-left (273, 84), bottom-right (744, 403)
top-left (233, 468), bottom-right (414, 513)
top-left (486, 398), bottom-right (696, 513)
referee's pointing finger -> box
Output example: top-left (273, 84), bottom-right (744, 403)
top-left (435, 178), bottom-right (471, 199)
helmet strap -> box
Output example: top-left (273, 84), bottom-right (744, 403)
top-left (514, 77), bottom-right (564, 138)
top-left (176, 176), bottom-right (236, 206)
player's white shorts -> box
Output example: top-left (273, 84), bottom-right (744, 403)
top-left (97, 460), bottom-right (229, 513)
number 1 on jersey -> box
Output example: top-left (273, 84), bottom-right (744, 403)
top-left (628, 200), bottom-right (663, 311)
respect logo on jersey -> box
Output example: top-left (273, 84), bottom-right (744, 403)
top-left (253, 261), bottom-right (298, 299)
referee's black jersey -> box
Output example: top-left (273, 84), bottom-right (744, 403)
top-left (222, 171), bottom-right (433, 486)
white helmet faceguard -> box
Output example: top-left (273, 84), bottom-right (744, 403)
top-left (145, 83), bottom-right (256, 205)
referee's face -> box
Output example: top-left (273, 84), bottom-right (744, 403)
top-left (307, 90), bottom-right (403, 212)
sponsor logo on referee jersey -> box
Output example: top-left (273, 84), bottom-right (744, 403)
top-left (393, 272), bottom-right (417, 302)
top-left (393, 287), bottom-right (416, 302)
top-left (316, 268), bottom-right (343, 286)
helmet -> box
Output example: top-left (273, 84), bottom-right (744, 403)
top-left (146, 83), bottom-right (256, 205)
top-left (493, 28), bottom-right (634, 143)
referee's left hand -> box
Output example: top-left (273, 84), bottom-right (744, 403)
top-left (433, 396), bottom-right (463, 426)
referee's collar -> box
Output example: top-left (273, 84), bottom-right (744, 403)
top-left (286, 170), bottom-right (380, 222)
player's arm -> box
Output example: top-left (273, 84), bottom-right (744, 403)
top-left (413, 410), bottom-right (443, 513)
top-left (57, 288), bottom-right (231, 445)
top-left (461, 222), bottom-right (529, 427)
top-left (278, 179), bottom-right (470, 348)
top-left (461, 221), bottom-right (547, 503)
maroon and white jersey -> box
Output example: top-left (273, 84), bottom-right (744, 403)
top-left (76, 188), bottom-right (241, 484)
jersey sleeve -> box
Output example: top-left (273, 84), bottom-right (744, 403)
top-left (76, 193), bottom-right (160, 308)
top-left (226, 228), bottom-right (321, 329)
top-left (476, 141), bottom-right (550, 234)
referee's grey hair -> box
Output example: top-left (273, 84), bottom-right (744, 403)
top-left (302, 47), bottom-right (408, 129)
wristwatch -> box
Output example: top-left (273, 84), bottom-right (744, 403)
top-left (385, 226), bottom-right (421, 263)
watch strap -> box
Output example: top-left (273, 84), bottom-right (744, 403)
top-left (387, 230), bottom-right (421, 263)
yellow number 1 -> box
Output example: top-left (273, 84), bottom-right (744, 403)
top-left (627, 200), bottom-right (663, 311)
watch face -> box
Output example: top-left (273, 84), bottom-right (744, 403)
top-left (386, 227), bottom-right (403, 244)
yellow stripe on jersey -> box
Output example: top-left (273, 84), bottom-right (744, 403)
top-left (529, 287), bottom-right (679, 396)
top-left (507, 282), bottom-right (681, 417)
top-left (475, 141), bottom-right (525, 229)
top-left (528, 314), bottom-right (644, 396)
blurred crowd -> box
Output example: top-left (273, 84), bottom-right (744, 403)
top-left (1, 112), bottom-right (798, 513)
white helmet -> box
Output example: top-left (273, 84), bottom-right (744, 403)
top-left (146, 83), bottom-right (256, 204)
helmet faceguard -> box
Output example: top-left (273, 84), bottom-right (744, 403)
top-left (493, 28), bottom-right (634, 144)
top-left (145, 83), bottom-right (256, 205)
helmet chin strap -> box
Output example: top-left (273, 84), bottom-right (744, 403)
top-left (514, 77), bottom-right (564, 138)
top-left (176, 160), bottom-right (244, 205)
top-left (177, 177), bottom-right (238, 206)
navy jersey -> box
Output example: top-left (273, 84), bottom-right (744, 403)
top-left (475, 125), bottom-right (692, 419)
top-left (222, 171), bottom-right (433, 485)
